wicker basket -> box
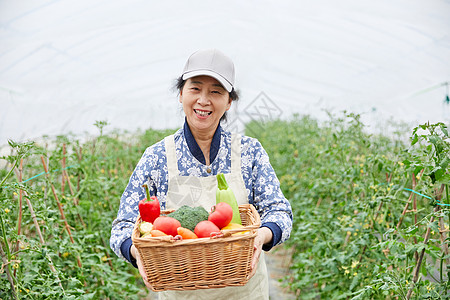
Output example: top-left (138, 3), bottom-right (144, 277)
top-left (131, 204), bottom-right (261, 291)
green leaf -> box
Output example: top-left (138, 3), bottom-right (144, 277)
top-left (405, 225), bottom-right (419, 235)
top-left (440, 124), bottom-right (449, 137)
top-left (428, 221), bottom-right (440, 233)
top-left (421, 263), bottom-right (428, 277)
top-left (440, 156), bottom-right (449, 170)
top-left (434, 168), bottom-right (444, 181)
top-left (436, 173), bottom-right (450, 184)
top-left (411, 134), bottom-right (419, 145)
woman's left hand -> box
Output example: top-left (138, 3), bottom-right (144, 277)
top-left (249, 227), bottom-right (273, 279)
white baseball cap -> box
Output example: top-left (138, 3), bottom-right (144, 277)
top-left (182, 49), bottom-right (235, 92)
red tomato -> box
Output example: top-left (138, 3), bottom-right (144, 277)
top-left (208, 202), bottom-right (233, 229)
top-left (153, 216), bottom-right (181, 236)
top-left (194, 220), bottom-right (220, 238)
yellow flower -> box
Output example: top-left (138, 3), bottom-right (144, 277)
top-left (4, 208), bottom-right (10, 214)
top-left (13, 192), bottom-right (18, 196)
top-left (416, 174), bottom-right (421, 180)
top-left (353, 272), bottom-right (357, 276)
top-left (360, 169), bottom-right (364, 174)
top-left (398, 161), bottom-right (404, 166)
top-left (101, 168), bottom-right (105, 174)
top-left (359, 163), bottom-right (364, 167)
top-left (26, 289), bottom-right (30, 293)
top-left (351, 261), bottom-right (359, 268)
top-left (13, 263), bottom-right (19, 269)
top-left (345, 269), bottom-right (350, 274)
top-left (42, 186), bottom-right (45, 191)
top-left (101, 256), bottom-right (108, 262)
top-left (62, 252), bottom-right (69, 258)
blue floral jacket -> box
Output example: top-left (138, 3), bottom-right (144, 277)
top-left (110, 122), bottom-right (293, 264)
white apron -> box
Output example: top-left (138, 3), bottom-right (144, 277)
top-left (158, 133), bottom-right (269, 300)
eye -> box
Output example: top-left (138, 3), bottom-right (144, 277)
top-left (212, 90), bottom-right (222, 94)
top-left (190, 87), bottom-right (200, 91)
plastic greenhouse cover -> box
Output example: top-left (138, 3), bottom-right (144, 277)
top-left (1, 0), bottom-right (450, 147)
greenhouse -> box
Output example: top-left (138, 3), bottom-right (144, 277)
top-left (1, 1), bottom-right (449, 299)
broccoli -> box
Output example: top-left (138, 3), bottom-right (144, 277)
top-left (167, 205), bottom-right (209, 232)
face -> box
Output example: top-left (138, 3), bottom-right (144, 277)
top-left (179, 75), bottom-right (232, 136)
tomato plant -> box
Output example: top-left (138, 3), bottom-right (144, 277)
top-left (1, 113), bottom-right (448, 300)
top-left (0, 124), bottom-right (174, 299)
top-left (249, 113), bottom-right (449, 299)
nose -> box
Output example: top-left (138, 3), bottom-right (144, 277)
top-left (197, 91), bottom-right (211, 106)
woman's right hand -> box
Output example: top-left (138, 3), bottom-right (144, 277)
top-left (130, 245), bottom-right (153, 290)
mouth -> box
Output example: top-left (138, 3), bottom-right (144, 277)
top-left (194, 109), bottom-right (212, 117)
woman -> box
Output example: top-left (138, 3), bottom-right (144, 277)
top-left (110, 49), bottom-right (292, 299)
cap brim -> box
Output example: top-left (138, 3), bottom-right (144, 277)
top-left (182, 70), bottom-right (233, 92)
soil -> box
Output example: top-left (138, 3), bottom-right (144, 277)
top-left (266, 245), bottom-right (297, 300)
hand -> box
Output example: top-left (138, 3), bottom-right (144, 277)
top-left (130, 245), bottom-right (154, 290)
top-left (249, 227), bottom-right (273, 279)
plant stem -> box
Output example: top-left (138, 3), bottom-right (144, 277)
top-left (0, 238), bottom-right (18, 300)
top-left (14, 159), bottom-right (24, 277)
top-left (0, 211), bottom-right (12, 263)
top-left (61, 144), bottom-right (85, 226)
top-left (40, 155), bottom-right (82, 268)
top-left (406, 202), bottom-right (441, 299)
top-left (436, 184), bottom-right (449, 284)
top-left (23, 189), bottom-right (64, 291)
top-left (0, 158), bottom-right (19, 188)
top-left (396, 186), bottom-right (414, 231)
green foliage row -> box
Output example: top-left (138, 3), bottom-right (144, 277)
top-left (248, 113), bottom-right (449, 299)
top-left (0, 126), bottom-right (175, 299)
top-left (1, 113), bottom-right (449, 299)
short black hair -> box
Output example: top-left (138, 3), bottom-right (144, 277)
top-left (173, 76), bottom-right (239, 122)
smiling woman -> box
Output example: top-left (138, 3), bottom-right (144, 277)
top-left (173, 49), bottom-right (240, 123)
top-left (179, 75), bottom-right (232, 162)
top-left (110, 48), bottom-right (293, 300)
